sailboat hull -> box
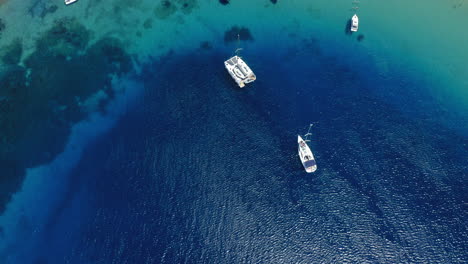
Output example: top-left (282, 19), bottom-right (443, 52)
top-left (350, 14), bottom-right (359, 32)
top-left (298, 135), bottom-right (317, 173)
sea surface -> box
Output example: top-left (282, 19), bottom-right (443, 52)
top-left (0, 0), bottom-right (467, 263)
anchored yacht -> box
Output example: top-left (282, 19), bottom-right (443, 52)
top-left (298, 125), bottom-right (317, 173)
top-left (224, 55), bottom-right (256, 88)
top-left (65, 0), bottom-right (78, 5)
top-left (350, 14), bottom-right (359, 32)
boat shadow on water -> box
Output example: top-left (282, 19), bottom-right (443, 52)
top-left (344, 19), bottom-right (353, 35)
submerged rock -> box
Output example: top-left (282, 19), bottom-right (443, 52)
top-left (177, 0), bottom-right (197, 14)
top-left (224, 26), bottom-right (254, 43)
top-left (48, 5), bottom-right (58, 14)
top-left (1, 39), bottom-right (23, 65)
top-left (35, 17), bottom-right (90, 58)
top-left (0, 18), bottom-right (5, 33)
top-left (143, 18), bottom-right (153, 29)
top-left (87, 37), bottom-right (132, 75)
top-left (0, 159), bottom-right (25, 213)
top-left (199, 41), bottom-right (212, 50)
top-left (154, 0), bottom-right (177, 19)
top-left (219, 0), bottom-right (229, 5)
top-left (28, 0), bottom-right (59, 19)
top-left (154, 0), bottom-right (198, 19)
top-left (357, 34), bottom-right (365, 42)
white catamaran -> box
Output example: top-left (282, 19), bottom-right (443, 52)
top-left (224, 35), bottom-right (256, 88)
top-left (298, 124), bottom-right (317, 173)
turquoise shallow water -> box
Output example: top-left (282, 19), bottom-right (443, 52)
top-left (0, 0), bottom-right (467, 263)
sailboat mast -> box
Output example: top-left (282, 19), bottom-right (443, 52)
top-left (305, 124), bottom-right (313, 141)
top-left (235, 33), bottom-right (243, 56)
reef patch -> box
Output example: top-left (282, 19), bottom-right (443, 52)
top-left (224, 26), bottom-right (254, 43)
top-left (199, 41), bottom-right (212, 50)
top-left (143, 18), bottom-right (153, 29)
top-left (154, 0), bottom-right (178, 19)
top-left (1, 39), bottom-right (23, 65)
top-left (35, 17), bottom-right (90, 58)
top-left (0, 18), bottom-right (133, 213)
top-left (176, 0), bottom-right (197, 14)
top-left (28, 0), bottom-right (59, 19)
top-left (154, 0), bottom-right (198, 19)
top-left (0, 18), bottom-right (5, 35)
top-left (357, 34), bottom-right (365, 42)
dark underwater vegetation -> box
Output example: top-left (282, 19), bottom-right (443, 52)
top-left (219, 0), bottom-right (229, 6)
top-left (224, 26), bottom-right (254, 43)
top-left (154, 0), bottom-right (197, 19)
top-left (0, 18), bottom-right (5, 34)
top-left (0, 17), bottom-right (133, 213)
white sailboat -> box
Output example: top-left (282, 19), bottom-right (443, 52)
top-left (350, 14), bottom-right (359, 32)
top-left (224, 35), bottom-right (256, 88)
top-left (298, 124), bottom-right (317, 173)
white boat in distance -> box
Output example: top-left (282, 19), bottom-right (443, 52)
top-left (65, 0), bottom-right (78, 5)
top-left (224, 55), bottom-right (256, 88)
top-left (298, 125), bottom-right (317, 173)
top-left (350, 14), bottom-right (359, 32)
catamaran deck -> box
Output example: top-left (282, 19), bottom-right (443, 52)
top-left (224, 56), bottom-right (256, 88)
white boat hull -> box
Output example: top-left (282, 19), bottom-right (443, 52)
top-left (224, 56), bottom-right (256, 88)
top-left (298, 135), bottom-right (317, 173)
top-left (350, 14), bottom-right (359, 32)
top-left (65, 0), bottom-right (78, 5)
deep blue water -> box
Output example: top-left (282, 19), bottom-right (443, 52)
top-left (6, 43), bottom-right (467, 263)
